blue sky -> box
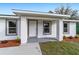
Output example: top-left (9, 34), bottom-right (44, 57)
top-left (0, 3), bottom-right (79, 14)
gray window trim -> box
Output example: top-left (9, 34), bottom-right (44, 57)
top-left (43, 21), bottom-right (52, 35)
top-left (6, 19), bottom-right (17, 36)
top-left (63, 22), bottom-right (69, 34)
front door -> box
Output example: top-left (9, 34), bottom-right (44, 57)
top-left (29, 20), bottom-right (37, 37)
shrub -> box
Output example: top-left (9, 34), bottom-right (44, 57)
top-left (63, 36), bottom-right (66, 39)
top-left (74, 35), bottom-right (78, 38)
top-left (68, 36), bottom-right (73, 39)
top-left (16, 36), bottom-right (20, 42)
top-left (0, 40), bottom-right (8, 44)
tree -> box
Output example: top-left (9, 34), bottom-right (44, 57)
top-left (53, 6), bottom-right (78, 19)
top-left (48, 10), bottom-right (53, 13)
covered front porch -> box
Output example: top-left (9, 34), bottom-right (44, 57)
top-left (20, 15), bottom-right (64, 44)
top-left (26, 17), bottom-right (64, 43)
top-left (20, 16), bottom-right (64, 44)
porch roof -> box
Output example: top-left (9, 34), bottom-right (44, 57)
top-left (13, 9), bottom-right (70, 18)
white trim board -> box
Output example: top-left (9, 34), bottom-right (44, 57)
top-left (63, 20), bottom-right (79, 22)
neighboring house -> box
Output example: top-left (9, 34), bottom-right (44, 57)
top-left (0, 9), bottom-right (78, 44)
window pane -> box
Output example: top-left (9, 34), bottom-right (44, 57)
top-left (44, 23), bottom-right (49, 27)
top-left (64, 23), bottom-right (67, 27)
top-left (43, 21), bottom-right (50, 34)
top-left (9, 21), bottom-right (16, 27)
top-left (64, 28), bottom-right (67, 32)
top-left (9, 28), bottom-right (16, 33)
top-left (44, 28), bottom-right (49, 33)
top-left (7, 20), bottom-right (17, 35)
top-left (64, 23), bottom-right (68, 32)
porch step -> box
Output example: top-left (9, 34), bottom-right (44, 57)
top-left (27, 37), bottom-right (57, 43)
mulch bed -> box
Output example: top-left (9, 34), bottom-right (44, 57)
top-left (0, 40), bottom-right (20, 48)
top-left (63, 37), bottom-right (79, 42)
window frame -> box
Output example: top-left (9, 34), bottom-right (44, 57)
top-left (6, 19), bottom-right (17, 36)
top-left (63, 22), bottom-right (69, 34)
top-left (43, 21), bottom-right (51, 35)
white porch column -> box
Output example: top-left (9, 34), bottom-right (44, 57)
top-left (21, 16), bottom-right (28, 44)
top-left (57, 19), bottom-right (63, 41)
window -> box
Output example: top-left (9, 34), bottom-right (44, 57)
top-left (43, 21), bottom-right (51, 35)
top-left (63, 22), bottom-right (69, 33)
top-left (6, 20), bottom-right (17, 35)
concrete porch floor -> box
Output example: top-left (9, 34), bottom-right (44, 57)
top-left (27, 37), bottom-right (57, 43)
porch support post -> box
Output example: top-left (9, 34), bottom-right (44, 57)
top-left (20, 16), bottom-right (28, 44)
top-left (56, 19), bottom-right (63, 41)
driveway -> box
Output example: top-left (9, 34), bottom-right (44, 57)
top-left (0, 43), bottom-right (42, 55)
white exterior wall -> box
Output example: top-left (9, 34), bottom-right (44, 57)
top-left (64, 22), bottom-right (76, 37)
top-left (0, 18), bottom-right (20, 40)
top-left (21, 16), bottom-right (28, 44)
top-left (38, 20), bottom-right (57, 38)
top-left (0, 17), bottom-right (76, 43)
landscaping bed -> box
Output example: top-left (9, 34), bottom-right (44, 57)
top-left (0, 40), bottom-right (20, 48)
top-left (63, 36), bottom-right (79, 42)
top-left (39, 41), bottom-right (79, 55)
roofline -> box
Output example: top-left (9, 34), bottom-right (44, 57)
top-left (0, 14), bottom-right (17, 16)
top-left (12, 9), bottom-right (50, 13)
top-left (13, 9), bottom-right (70, 18)
top-left (0, 14), bottom-right (19, 19)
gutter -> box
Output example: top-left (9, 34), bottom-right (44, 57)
top-left (0, 15), bottom-right (19, 19)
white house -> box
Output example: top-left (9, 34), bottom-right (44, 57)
top-left (0, 9), bottom-right (78, 44)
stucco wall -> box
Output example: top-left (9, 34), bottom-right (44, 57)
top-left (63, 22), bottom-right (76, 37)
top-left (38, 20), bottom-right (57, 38)
top-left (0, 18), bottom-right (20, 40)
top-left (0, 18), bottom-right (76, 42)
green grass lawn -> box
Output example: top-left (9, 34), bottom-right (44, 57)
top-left (39, 41), bottom-right (79, 55)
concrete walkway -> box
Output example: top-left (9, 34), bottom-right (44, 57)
top-left (0, 43), bottom-right (42, 55)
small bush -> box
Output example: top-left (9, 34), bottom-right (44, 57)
top-left (68, 36), bottom-right (73, 39)
top-left (74, 35), bottom-right (78, 38)
top-left (0, 40), bottom-right (8, 44)
top-left (16, 36), bottom-right (20, 42)
top-left (63, 36), bottom-right (66, 39)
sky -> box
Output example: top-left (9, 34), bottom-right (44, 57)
top-left (0, 3), bottom-right (79, 14)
